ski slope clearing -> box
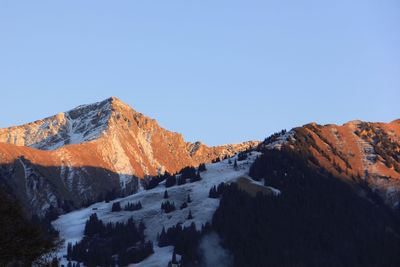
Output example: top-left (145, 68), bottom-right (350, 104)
top-left (53, 152), bottom-right (272, 266)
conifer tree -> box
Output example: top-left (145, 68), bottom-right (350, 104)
top-left (172, 251), bottom-right (178, 264)
top-left (188, 210), bottom-right (193, 220)
top-left (198, 163), bottom-right (207, 172)
top-left (51, 257), bottom-right (59, 267)
top-left (111, 202), bottom-right (121, 212)
top-left (67, 242), bottom-right (72, 260)
top-left (158, 227), bottom-right (168, 247)
top-left (165, 175), bottom-right (177, 188)
top-left (209, 185), bottom-right (218, 198)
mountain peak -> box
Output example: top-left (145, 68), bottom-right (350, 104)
top-left (0, 97), bottom-right (134, 150)
top-left (71, 96), bottom-right (130, 114)
top-left (107, 96), bottom-right (126, 106)
top-left (108, 96), bottom-right (138, 113)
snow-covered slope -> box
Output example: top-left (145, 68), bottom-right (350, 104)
top-left (52, 152), bottom-right (273, 267)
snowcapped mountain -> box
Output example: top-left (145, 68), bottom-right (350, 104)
top-left (1, 96), bottom-right (400, 266)
top-left (0, 97), bottom-right (259, 216)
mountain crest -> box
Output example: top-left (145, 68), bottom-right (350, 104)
top-left (0, 97), bottom-right (117, 149)
top-left (0, 97), bottom-right (260, 215)
top-left (0, 97), bottom-right (151, 150)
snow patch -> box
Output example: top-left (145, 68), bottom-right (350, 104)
top-left (265, 130), bottom-right (295, 150)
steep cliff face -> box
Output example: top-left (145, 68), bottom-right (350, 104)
top-left (264, 119), bottom-right (400, 209)
top-left (0, 97), bottom-right (259, 216)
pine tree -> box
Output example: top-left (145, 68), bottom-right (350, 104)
top-left (67, 242), bottom-right (72, 260)
top-left (234, 159), bottom-right (238, 170)
top-left (158, 227), bottom-right (168, 247)
top-left (187, 194), bottom-right (192, 203)
top-left (172, 250), bottom-right (178, 264)
top-left (84, 213), bottom-right (104, 237)
top-left (164, 190), bottom-right (169, 199)
top-left (209, 186), bottom-right (218, 198)
top-left (177, 175), bottom-right (186, 185)
top-left (165, 175), bottom-right (177, 188)
top-left (198, 163), bottom-right (207, 172)
top-left (188, 210), bottom-right (193, 220)
top-left (161, 201), bottom-right (176, 213)
top-left (209, 183), bottom-right (226, 198)
top-left (51, 257), bottom-right (59, 267)
top-left (190, 171), bottom-right (202, 183)
top-left (111, 202), bottom-right (121, 212)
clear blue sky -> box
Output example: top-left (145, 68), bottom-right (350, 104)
top-left (0, 1), bottom-right (399, 146)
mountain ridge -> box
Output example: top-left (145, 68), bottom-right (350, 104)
top-left (0, 96), bottom-right (397, 217)
top-left (1, 97), bottom-right (399, 266)
top-left (0, 97), bottom-right (259, 216)
top-left (261, 119), bottom-right (400, 209)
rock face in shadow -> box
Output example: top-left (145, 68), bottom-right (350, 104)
top-left (0, 156), bottom-right (136, 217)
top-left (0, 97), bottom-right (259, 216)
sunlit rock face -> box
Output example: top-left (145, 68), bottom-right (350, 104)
top-left (279, 119), bottom-right (400, 209)
top-left (0, 97), bottom-right (259, 216)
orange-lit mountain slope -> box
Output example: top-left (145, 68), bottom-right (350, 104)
top-left (0, 97), bottom-right (258, 216)
top-left (270, 119), bottom-right (400, 208)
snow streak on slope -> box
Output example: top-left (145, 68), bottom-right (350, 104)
top-left (52, 153), bottom-right (269, 267)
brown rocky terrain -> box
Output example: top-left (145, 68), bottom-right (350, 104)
top-left (0, 97), bottom-right (259, 216)
top-left (274, 119), bottom-right (400, 208)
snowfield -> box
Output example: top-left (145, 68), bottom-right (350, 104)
top-left (52, 152), bottom-right (269, 267)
